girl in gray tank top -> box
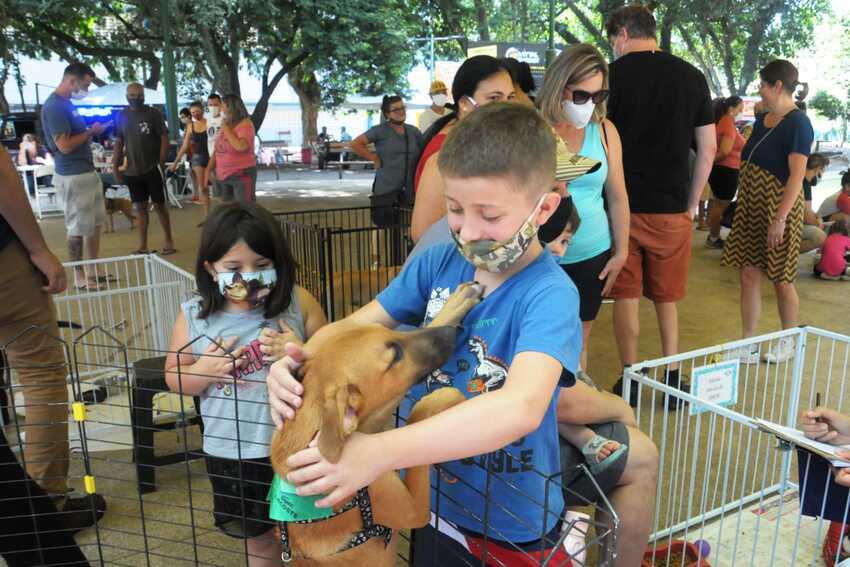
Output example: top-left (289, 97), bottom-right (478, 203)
top-left (164, 203), bottom-right (325, 550)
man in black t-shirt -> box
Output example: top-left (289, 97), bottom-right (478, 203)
top-left (605, 5), bottom-right (716, 402)
top-left (801, 153), bottom-right (829, 253)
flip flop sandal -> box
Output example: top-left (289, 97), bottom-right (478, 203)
top-left (159, 248), bottom-right (177, 256)
top-left (581, 434), bottom-right (628, 476)
top-left (96, 274), bottom-right (118, 283)
top-left (131, 249), bottom-right (157, 255)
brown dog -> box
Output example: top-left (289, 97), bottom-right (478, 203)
top-left (270, 282), bottom-right (483, 566)
top-left (105, 197), bottom-right (136, 233)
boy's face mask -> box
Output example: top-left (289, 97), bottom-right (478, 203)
top-left (217, 269), bottom-right (277, 306)
top-left (451, 196), bottom-right (544, 273)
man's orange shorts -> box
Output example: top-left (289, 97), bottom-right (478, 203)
top-left (609, 212), bottom-right (692, 303)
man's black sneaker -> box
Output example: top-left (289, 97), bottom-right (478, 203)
top-left (60, 492), bottom-right (107, 533)
top-left (612, 376), bottom-right (639, 407)
top-left (664, 369), bottom-right (690, 411)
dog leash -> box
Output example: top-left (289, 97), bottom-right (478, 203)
top-left (279, 487), bottom-right (392, 562)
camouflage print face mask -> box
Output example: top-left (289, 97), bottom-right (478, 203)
top-left (451, 195), bottom-right (545, 273)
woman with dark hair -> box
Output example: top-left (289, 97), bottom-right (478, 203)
top-left (411, 55), bottom-right (515, 242)
top-left (500, 57), bottom-right (536, 106)
top-left (208, 94), bottom-right (257, 202)
top-left (721, 60), bottom-right (813, 364)
top-left (172, 101), bottom-right (209, 210)
top-left (705, 95), bottom-right (745, 248)
top-left (350, 95), bottom-right (423, 210)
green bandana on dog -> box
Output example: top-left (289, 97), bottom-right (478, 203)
top-left (267, 473), bottom-right (334, 522)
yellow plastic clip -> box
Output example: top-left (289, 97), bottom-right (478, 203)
top-left (84, 475), bottom-right (96, 494)
top-left (707, 353), bottom-right (722, 365)
top-left (72, 402), bottom-right (86, 422)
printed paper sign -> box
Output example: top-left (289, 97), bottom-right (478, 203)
top-left (690, 360), bottom-right (739, 415)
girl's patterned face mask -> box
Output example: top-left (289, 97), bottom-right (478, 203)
top-left (216, 269), bottom-right (277, 306)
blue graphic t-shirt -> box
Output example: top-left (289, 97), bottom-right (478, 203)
top-left (377, 242), bottom-right (582, 543)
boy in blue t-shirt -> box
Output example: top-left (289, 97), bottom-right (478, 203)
top-left (271, 103), bottom-right (582, 563)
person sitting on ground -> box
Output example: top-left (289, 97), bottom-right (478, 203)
top-left (814, 219), bottom-right (850, 280)
top-left (801, 153), bottom-right (829, 254)
top-left (817, 170), bottom-right (850, 224)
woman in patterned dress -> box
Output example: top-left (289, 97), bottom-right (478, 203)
top-left (721, 60), bottom-right (813, 364)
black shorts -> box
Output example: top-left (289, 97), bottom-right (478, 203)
top-left (561, 249), bottom-right (611, 322)
top-left (560, 421), bottom-right (629, 506)
top-left (125, 167), bottom-right (165, 204)
top-left (708, 164), bottom-right (739, 201)
top-left (205, 454), bottom-right (275, 539)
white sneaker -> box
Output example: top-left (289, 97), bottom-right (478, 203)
top-left (723, 344), bottom-right (760, 364)
top-left (562, 510), bottom-right (590, 565)
top-left (764, 337), bottom-right (795, 364)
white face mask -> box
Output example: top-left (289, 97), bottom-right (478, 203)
top-left (209, 106), bottom-right (221, 118)
top-left (70, 87), bottom-right (89, 100)
top-left (561, 99), bottom-right (595, 129)
top-left (432, 93), bottom-right (448, 107)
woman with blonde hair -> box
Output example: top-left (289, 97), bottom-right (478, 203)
top-left (538, 43), bottom-right (630, 382)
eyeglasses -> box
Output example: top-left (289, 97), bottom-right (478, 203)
top-left (389, 106), bottom-right (406, 113)
top-left (565, 89), bottom-right (610, 105)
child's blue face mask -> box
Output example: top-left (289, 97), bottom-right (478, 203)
top-left (217, 269), bottom-right (277, 306)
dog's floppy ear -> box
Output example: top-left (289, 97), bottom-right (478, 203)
top-left (318, 383), bottom-right (363, 463)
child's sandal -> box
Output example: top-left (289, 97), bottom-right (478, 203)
top-left (580, 434), bottom-right (628, 475)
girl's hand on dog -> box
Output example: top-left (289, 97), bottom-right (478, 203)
top-left (258, 320), bottom-right (302, 363)
top-left (268, 343), bottom-right (306, 428)
top-left (287, 432), bottom-right (383, 508)
top-left (191, 336), bottom-right (248, 384)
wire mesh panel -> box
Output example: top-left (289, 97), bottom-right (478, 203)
top-left (274, 206), bottom-right (412, 321)
top-left (624, 327), bottom-right (850, 567)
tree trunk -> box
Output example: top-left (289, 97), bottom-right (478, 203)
top-left (0, 64), bottom-right (9, 114)
top-left (288, 69), bottom-right (321, 147)
top-left (473, 0), bottom-right (490, 41)
top-left (145, 58), bottom-right (161, 90)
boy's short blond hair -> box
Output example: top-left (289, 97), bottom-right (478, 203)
top-left (438, 102), bottom-right (556, 195)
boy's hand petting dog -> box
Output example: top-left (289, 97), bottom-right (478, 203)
top-left (258, 319), bottom-right (303, 363)
top-left (428, 281), bottom-right (485, 328)
top-left (189, 336), bottom-right (248, 385)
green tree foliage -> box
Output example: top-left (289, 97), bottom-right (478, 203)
top-left (810, 90), bottom-right (849, 143)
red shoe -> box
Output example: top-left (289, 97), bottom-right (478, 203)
top-left (823, 520), bottom-right (850, 567)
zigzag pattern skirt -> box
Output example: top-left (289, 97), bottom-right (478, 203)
top-left (721, 163), bottom-right (803, 283)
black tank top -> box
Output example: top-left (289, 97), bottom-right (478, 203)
top-left (191, 126), bottom-right (209, 159)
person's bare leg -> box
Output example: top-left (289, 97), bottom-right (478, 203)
top-left (580, 321), bottom-right (593, 372)
top-left (741, 266), bottom-right (762, 338)
top-left (774, 281), bottom-right (799, 330)
top-left (799, 232), bottom-right (825, 254)
top-left (708, 198), bottom-right (730, 239)
top-left (613, 298), bottom-right (640, 366)
top-left (153, 203), bottom-right (174, 251)
top-left (597, 426), bottom-right (658, 567)
top-left (83, 228), bottom-right (101, 284)
top-left (654, 301), bottom-right (679, 371)
top-left (68, 236), bottom-right (85, 287)
top-left (246, 530), bottom-right (281, 567)
top-left (134, 203), bottom-right (150, 252)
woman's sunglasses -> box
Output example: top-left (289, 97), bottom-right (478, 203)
top-left (566, 89), bottom-right (610, 105)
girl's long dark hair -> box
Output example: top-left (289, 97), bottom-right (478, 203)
top-left (195, 202), bottom-right (297, 320)
top-left (829, 219), bottom-right (849, 237)
top-left (714, 95), bottom-right (743, 124)
top-left (415, 56), bottom-right (510, 177)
